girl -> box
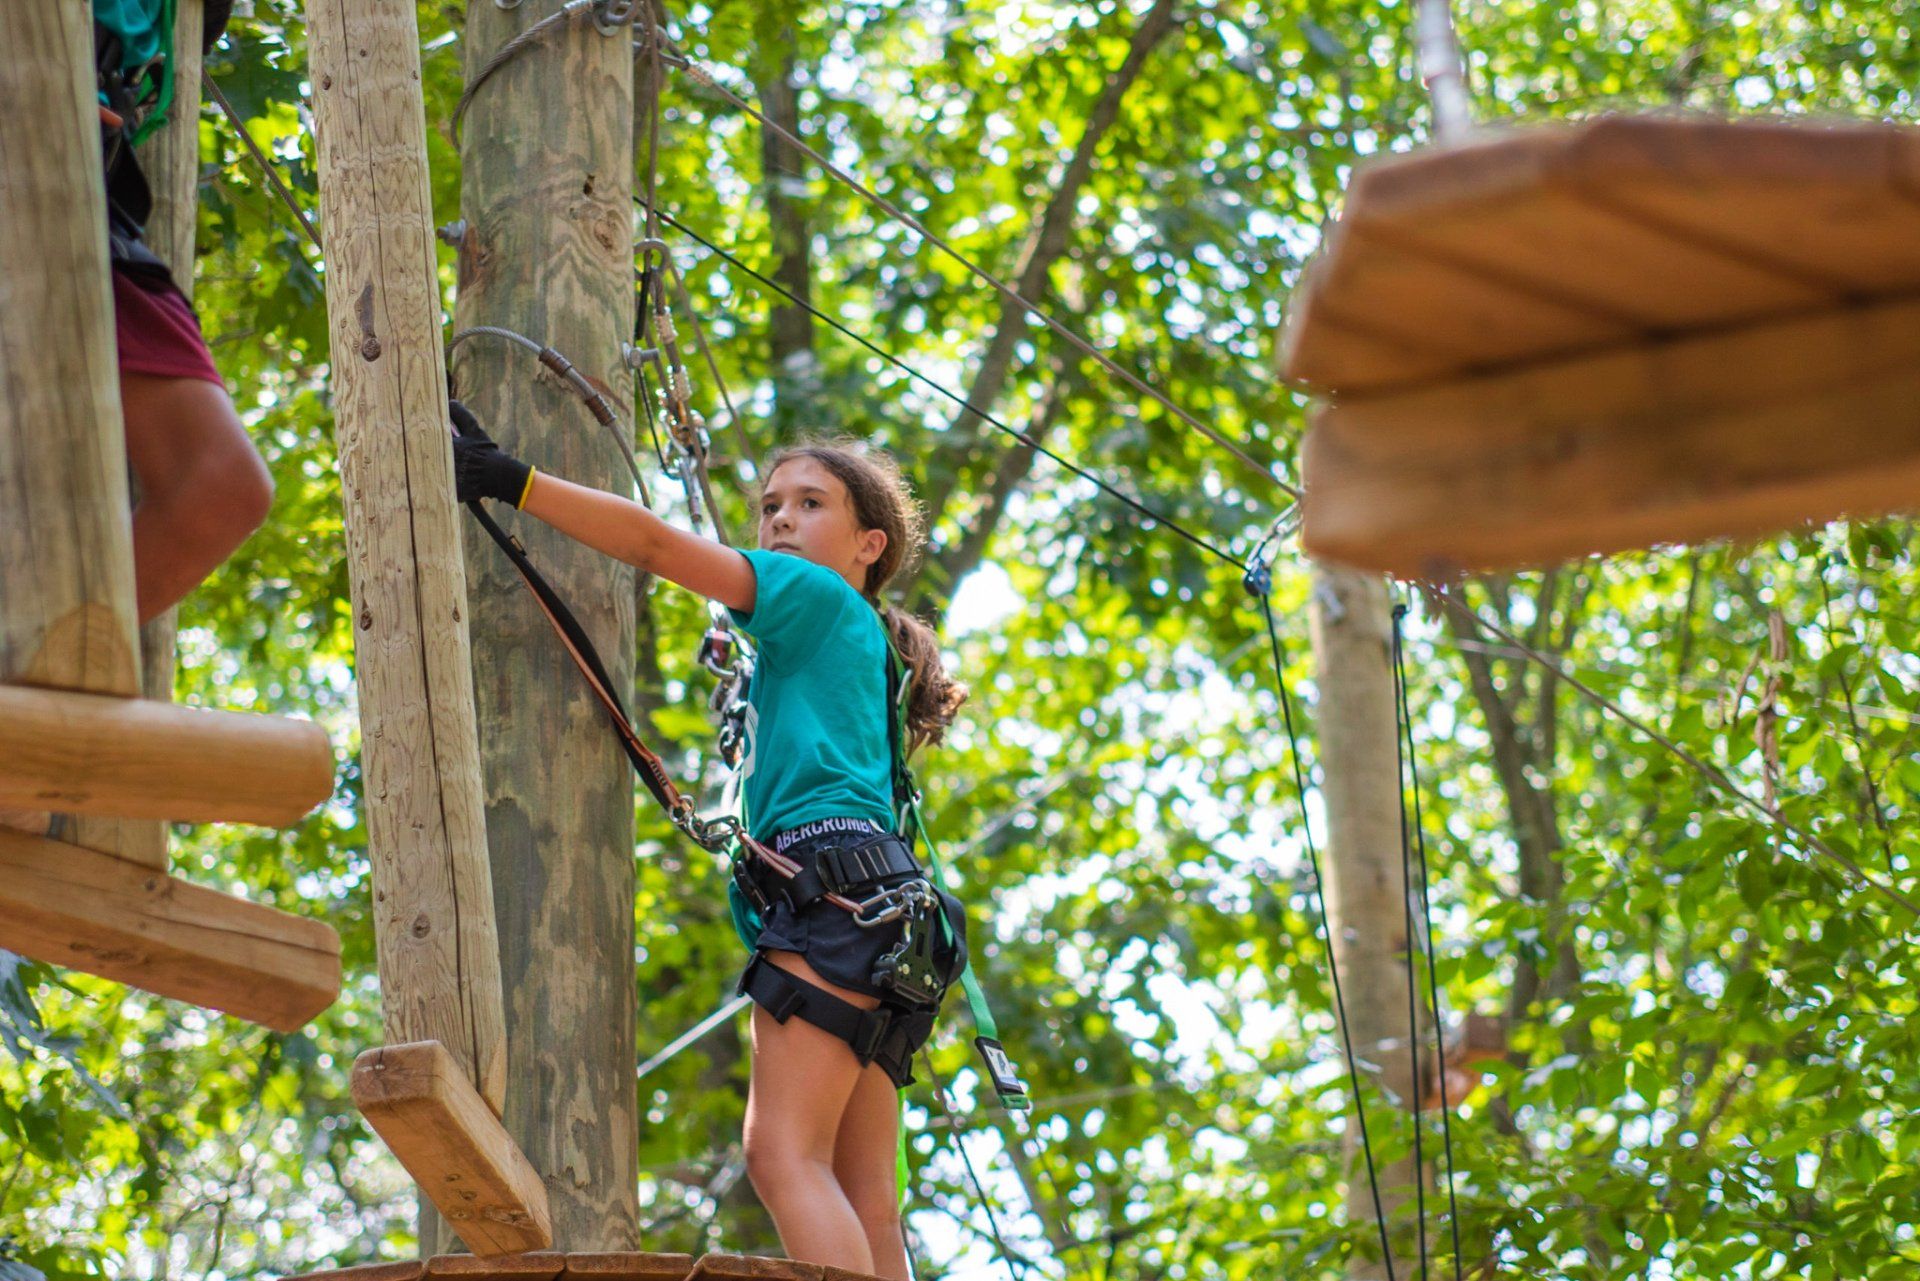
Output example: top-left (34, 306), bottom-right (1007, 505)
top-left (452, 415), bottom-right (968, 1278)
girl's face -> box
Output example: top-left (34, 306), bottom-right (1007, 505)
top-left (758, 457), bottom-right (888, 593)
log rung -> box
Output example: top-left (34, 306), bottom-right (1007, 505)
top-left (0, 683), bottom-right (334, 828)
top-left (352, 1041), bottom-right (553, 1258)
top-left (0, 825), bottom-right (341, 1031)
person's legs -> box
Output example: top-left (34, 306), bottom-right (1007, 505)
top-left (833, 1061), bottom-right (910, 1280)
top-left (744, 950), bottom-right (877, 1271)
top-left (120, 372), bottom-right (272, 623)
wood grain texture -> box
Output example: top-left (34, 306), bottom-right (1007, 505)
top-left (353, 1042), bottom-right (553, 1257)
top-left (455, 0), bottom-right (638, 1252)
top-left (422, 1254), bottom-right (565, 1278)
top-left (283, 1264), bottom-right (428, 1281)
top-left (0, 0), bottom-right (140, 696)
top-left (1301, 295), bottom-right (1920, 576)
top-left (0, 684), bottom-right (333, 825)
top-left (0, 824), bottom-right (340, 1030)
top-left (306, 0), bottom-right (508, 1115)
top-left (561, 1253), bottom-right (697, 1281)
top-left (1283, 115), bottom-right (1920, 394)
top-left (683, 1258), bottom-right (825, 1281)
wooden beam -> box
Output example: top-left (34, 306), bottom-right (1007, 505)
top-left (305, 0), bottom-right (508, 1116)
top-left (1301, 295), bottom-right (1920, 577)
top-left (353, 1042), bottom-right (553, 1258)
top-left (0, 825), bottom-right (341, 1031)
top-left (684, 1259), bottom-right (825, 1281)
top-left (0, 684), bottom-right (333, 826)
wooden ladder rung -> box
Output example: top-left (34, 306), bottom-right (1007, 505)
top-left (0, 683), bottom-right (334, 827)
top-left (0, 825), bottom-right (341, 1031)
top-left (352, 1041), bottom-right (554, 1258)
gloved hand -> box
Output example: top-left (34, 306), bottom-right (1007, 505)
top-left (449, 399), bottom-right (536, 508)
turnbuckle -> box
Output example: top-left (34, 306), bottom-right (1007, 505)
top-left (850, 878), bottom-right (935, 929)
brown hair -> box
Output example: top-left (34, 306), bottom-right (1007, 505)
top-left (763, 438), bottom-right (967, 752)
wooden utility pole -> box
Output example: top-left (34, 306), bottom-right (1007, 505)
top-left (1308, 568), bottom-right (1422, 1280)
top-left (306, 0), bottom-right (511, 1173)
top-left (454, 0), bottom-right (640, 1249)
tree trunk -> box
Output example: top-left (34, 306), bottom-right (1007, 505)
top-left (751, 15), bottom-right (816, 436)
top-left (455, 0), bottom-right (638, 1252)
top-left (1309, 564), bottom-right (1423, 1280)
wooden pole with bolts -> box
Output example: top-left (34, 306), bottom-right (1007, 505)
top-left (305, 0), bottom-right (546, 1253)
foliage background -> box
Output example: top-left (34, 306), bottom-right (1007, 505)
top-left (4, 0), bottom-right (1918, 1278)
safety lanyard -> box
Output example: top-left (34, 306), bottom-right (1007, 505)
top-left (885, 647), bottom-right (1031, 1112)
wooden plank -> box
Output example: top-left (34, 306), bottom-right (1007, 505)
top-left (561, 1253), bottom-right (696, 1281)
top-left (0, 685), bottom-right (334, 826)
top-left (684, 1258), bottom-right (824, 1281)
top-left (1284, 216), bottom-right (1631, 390)
top-left (1559, 118), bottom-right (1920, 296)
top-left (1300, 295), bottom-right (1920, 576)
top-left (353, 1043), bottom-right (553, 1258)
top-left (305, 0), bottom-right (508, 1120)
top-left (421, 1253), bottom-right (565, 1277)
top-left (1282, 116), bottom-right (1920, 393)
top-left (283, 1264), bottom-right (427, 1281)
top-left (0, 825), bottom-right (341, 1031)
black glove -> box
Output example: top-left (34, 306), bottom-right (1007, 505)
top-left (449, 399), bottom-right (535, 508)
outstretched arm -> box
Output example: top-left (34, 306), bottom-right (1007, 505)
top-left (520, 472), bottom-right (755, 612)
top-left (449, 403), bottom-right (755, 612)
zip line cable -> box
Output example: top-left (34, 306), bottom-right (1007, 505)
top-left (919, 1050), bottom-right (1042, 1281)
top-left (647, 205), bottom-right (1249, 571)
top-left (1245, 563), bottom-right (1398, 1280)
top-left (1392, 603), bottom-right (1466, 1281)
top-left (1390, 610), bottom-right (1430, 1281)
top-left (654, 36), bottom-right (1293, 500)
top-left (205, 72), bottom-right (325, 256)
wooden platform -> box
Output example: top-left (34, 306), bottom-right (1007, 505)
top-left (1280, 114), bottom-right (1920, 575)
top-left (286, 1253), bottom-right (887, 1281)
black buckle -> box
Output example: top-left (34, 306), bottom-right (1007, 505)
top-left (731, 853), bottom-right (771, 915)
top-left (974, 1037), bottom-right (1031, 1110)
top-left (850, 1007), bottom-right (893, 1061)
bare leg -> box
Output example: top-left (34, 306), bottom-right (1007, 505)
top-left (120, 373), bottom-right (273, 623)
top-left (744, 951), bottom-right (879, 1271)
top-left (834, 1061), bottom-right (910, 1280)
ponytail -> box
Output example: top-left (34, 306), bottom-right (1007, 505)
top-left (882, 604), bottom-right (968, 753)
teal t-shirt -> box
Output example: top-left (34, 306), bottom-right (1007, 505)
top-left (727, 550), bottom-right (894, 840)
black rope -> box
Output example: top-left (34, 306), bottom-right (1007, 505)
top-left (1245, 562), bottom-right (1397, 1279)
top-left (1391, 602), bottom-right (1466, 1281)
top-left (641, 203), bottom-right (1248, 572)
top-left (920, 1051), bottom-right (1036, 1281)
top-left (1389, 603), bottom-right (1429, 1281)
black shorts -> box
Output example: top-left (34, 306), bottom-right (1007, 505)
top-left (751, 822), bottom-right (969, 1000)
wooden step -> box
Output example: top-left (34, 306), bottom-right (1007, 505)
top-left (0, 825), bottom-right (340, 1030)
top-left (0, 684), bottom-right (334, 827)
top-left (352, 1041), bottom-right (552, 1257)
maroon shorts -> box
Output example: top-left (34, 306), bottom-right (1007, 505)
top-left (113, 267), bottom-right (223, 386)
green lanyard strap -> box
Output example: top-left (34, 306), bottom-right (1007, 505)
top-left (887, 647), bottom-right (1031, 1112)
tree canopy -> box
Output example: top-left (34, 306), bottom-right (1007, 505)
top-left (5, 1), bottom-right (1920, 1278)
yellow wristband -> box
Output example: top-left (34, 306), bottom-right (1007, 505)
top-left (516, 465), bottom-right (538, 509)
